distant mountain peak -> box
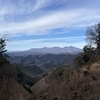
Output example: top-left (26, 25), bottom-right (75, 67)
top-left (8, 46), bottom-right (82, 56)
top-left (30, 46), bottom-right (81, 49)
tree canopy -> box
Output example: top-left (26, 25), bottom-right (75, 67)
top-left (82, 23), bottom-right (100, 63)
top-left (86, 23), bottom-right (100, 51)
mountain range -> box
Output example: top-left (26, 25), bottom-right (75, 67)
top-left (8, 46), bottom-right (82, 56)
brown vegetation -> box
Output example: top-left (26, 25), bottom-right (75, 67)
top-left (0, 64), bottom-right (32, 100)
top-left (32, 62), bottom-right (100, 100)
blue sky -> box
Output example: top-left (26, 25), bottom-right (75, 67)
top-left (0, 0), bottom-right (100, 51)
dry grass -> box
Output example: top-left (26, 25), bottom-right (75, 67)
top-left (31, 62), bottom-right (100, 100)
top-left (31, 77), bottom-right (50, 96)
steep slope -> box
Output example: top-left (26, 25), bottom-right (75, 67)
top-left (0, 64), bottom-right (32, 100)
top-left (0, 78), bottom-right (32, 100)
top-left (32, 78), bottom-right (50, 96)
top-left (31, 62), bottom-right (100, 100)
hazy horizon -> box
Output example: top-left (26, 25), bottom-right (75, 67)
top-left (7, 46), bottom-right (82, 52)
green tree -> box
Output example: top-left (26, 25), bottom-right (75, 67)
top-left (83, 45), bottom-right (96, 62)
top-left (83, 45), bottom-right (95, 53)
top-left (52, 65), bottom-right (66, 78)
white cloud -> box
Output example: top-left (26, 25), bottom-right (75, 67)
top-left (0, 0), bottom-right (100, 51)
top-left (0, 8), bottom-right (100, 37)
top-left (0, 0), bottom-right (49, 17)
top-left (34, 0), bottom-right (48, 10)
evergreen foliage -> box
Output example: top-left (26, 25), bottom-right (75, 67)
top-left (52, 65), bottom-right (66, 78)
top-left (0, 37), bottom-right (9, 65)
top-left (0, 38), bottom-right (7, 55)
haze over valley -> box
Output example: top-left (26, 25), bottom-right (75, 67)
top-left (8, 46), bottom-right (81, 77)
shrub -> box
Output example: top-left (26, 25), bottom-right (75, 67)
top-left (52, 65), bottom-right (66, 78)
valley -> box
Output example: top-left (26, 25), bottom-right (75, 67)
top-left (8, 47), bottom-right (81, 77)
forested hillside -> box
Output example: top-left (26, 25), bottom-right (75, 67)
top-left (8, 54), bottom-right (78, 77)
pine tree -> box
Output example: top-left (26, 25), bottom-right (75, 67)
top-left (0, 38), bottom-right (7, 55)
top-left (0, 37), bottom-right (8, 65)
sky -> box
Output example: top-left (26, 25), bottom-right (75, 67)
top-left (0, 0), bottom-right (100, 51)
